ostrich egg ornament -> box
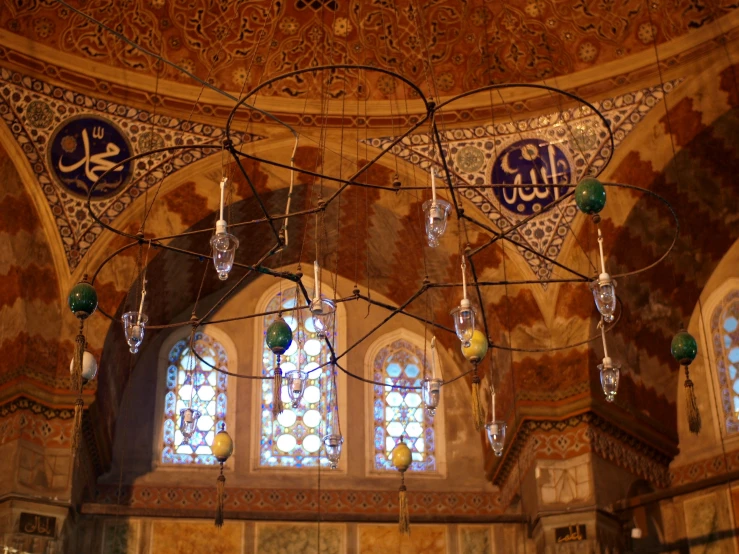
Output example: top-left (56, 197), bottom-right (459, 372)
top-left (575, 178), bottom-right (607, 215)
top-left (671, 330), bottom-right (698, 365)
top-left (266, 317), bottom-right (293, 355)
top-left (69, 351), bottom-right (98, 381)
top-left (461, 329), bottom-right (489, 362)
top-left (212, 428), bottom-right (234, 463)
top-left (391, 441), bottom-right (412, 472)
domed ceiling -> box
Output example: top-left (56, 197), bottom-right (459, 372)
top-left (2, 0), bottom-right (736, 100)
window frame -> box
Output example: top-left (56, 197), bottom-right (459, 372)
top-left (363, 328), bottom-right (447, 478)
top-left (705, 278), bottom-right (739, 442)
top-left (250, 277), bottom-right (348, 473)
top-left (152, 325), bottom-right (239, 470)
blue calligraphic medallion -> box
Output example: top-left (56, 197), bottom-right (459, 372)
top-left (48, 115), bottom-right (133, 199)
top-left (491, 139), bottom-right (571, 215)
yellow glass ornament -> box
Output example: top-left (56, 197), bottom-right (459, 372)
top-left (391, 441), bottom-right (412, 472)
top-left (212, 429), bottom-right (234, 463)
top-left (461, 329), bottom-right (488, 362)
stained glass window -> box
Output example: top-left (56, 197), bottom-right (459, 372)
top-left (373, 338), bottom-right (436, 472)
top-left (260, 288), bottom-right (336, 468)
top-left (712, 290), bottom-right (739, 434)
top-left (161, 332), bottom-right (228, 464)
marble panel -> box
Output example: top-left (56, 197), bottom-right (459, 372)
top-left (459, 525), bottom-right (492, 554)
top-left (683, 491), bottom-right (734, 554)
top-left (358, 524), bottom-right (446, 553)
top-left (102, 519), bottom-right (140, 554)
top-left (254, 522), bottom-right (343, 554)
top-left (150, 519), bottom-right (243, 554)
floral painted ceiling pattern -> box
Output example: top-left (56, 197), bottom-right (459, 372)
top-left (2, 0), bottom-right (736, 99)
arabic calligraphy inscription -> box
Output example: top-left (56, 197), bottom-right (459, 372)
top-left (491, 138), bottom-right (571, 215)
top-left (48, 116), bottom-right (133, 199)
top-left (554, 524), bottom-right (586, 543)
top-left (19, 512), bottom-right (56, 537)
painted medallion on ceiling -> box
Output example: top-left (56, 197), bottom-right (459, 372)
top-left (366, 80), bottom-right (682, 283)
top-left (48, 115), bottom-right (133, 199)
top-left (0, 67), bottom-right (263, 270)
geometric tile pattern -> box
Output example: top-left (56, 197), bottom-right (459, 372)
top-left (88, 484), bottom-right (505, 519)
top-left (0, 66), bottom-right (262, 270)
top-left (0, 397), bottom-right (75, 449)
top-left (493, 412), bottom-right (672, 509)
top-left (670, 448), bottom-right (739, 487)
top-left (365, 80), bottom-right (681, 283)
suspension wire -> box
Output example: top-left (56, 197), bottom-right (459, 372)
top-left (501, 234), bottom-right (529, 554)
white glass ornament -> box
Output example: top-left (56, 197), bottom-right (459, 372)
top-left (591, 274), bottom-right (617, 323)
top-left (122, 311), bottom-right (148, 354)
top-left (486, 421), bottom-right (506, 457)
top-left (310, 298), bottom-right (336, 339)
top-left (323, 434), bottom-right (343, 469)
top-left (179, 407), bottom-right (202, 442)
top-left (599, 357), bottom-right (620, 402)
top-left (450, 299), bottom-right (476, 347)
top-left (422, 378), bottom-right (442, 415)
top-left (422, 199), bottom-right (452, 247)
top-left (210, 232), bottom-right (239, 281)
top-left (285, 370), bottom-right (307, 408)
top-left (70, 350), bottom-right (98, 381)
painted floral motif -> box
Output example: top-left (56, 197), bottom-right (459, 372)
top-left (0, 68), bottom-right (262, 269)
top-left (0, 0), bottom-right (727, 98)
top-left (24, 100), bottom-right (53, 129)
top-left (332, 17), bottom-right (352, 37)
top-left (365, 81), bottom-right (681, 283)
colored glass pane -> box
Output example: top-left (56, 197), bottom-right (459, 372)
top-left (260, 288), bottom-right (336, 468)
top-left (373, 338), bottom-right (436, 471)
top-left (712, 292), bottom-right (739, 434)
top-left (161, 332), bottom-right (228, 464)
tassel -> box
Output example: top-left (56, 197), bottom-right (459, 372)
top-left (471, 368), bottom-right (484, 431)
top-left (72, 331), bottom-right (85, 393)
top-left (398, 474), bottom-right (410, 535)
top-left (684, 367), bottom-right (702, 435)
top-left (215, 465), bottom-right (226, 528)
top-left (272, 359), bottom-right (283, 417)
top-left (71, 397), bottom-right (84, 459)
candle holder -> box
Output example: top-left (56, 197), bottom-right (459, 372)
top-left (485, 421), bottom-right (506, 457)
top-left (122, 311), bottom-right (148, 354)
top-left (285, 370), bottom-right (307, 408)
top-left (323, 434), bottom-right (343, 469)
top-left (179, 407), bottom-right (202, 442)
top-left (422, 378), bottom-right (442, 415)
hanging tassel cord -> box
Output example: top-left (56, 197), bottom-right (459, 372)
top-left (215, 463), bottom-right (226, 528)
top-left (471, 366), bottom-right (484, 431)
top-left (398, 472), bottom-right (410, 536)
top-left (684, 365), bottom-right (702, 435)
top-left (72, 323), bottom-right (85, 393)
top-left (71, 397), bottom-right (85, 462)
top-left (273, 356), bottom-right (284, 417)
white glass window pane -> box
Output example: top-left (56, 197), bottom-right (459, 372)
top-left (278, 410), bottom-right (297, 427)
top-left (303, 434), bottom-right (321, 453)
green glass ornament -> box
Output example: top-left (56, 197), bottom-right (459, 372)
top-left (671, 330), bottom-right (698, 366)
top-left (575, 178), bottom-right (607, 215)
top-left (266, 317), bottom-right (293, 355)
top-left (68, 278), bottom-right (98, 320)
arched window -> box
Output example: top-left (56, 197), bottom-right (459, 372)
top-left (258, 287), bottom-right (337, 468)
top-left (371, 336), bottom-right (437, 472)
top-left (712, 289), bottom-right (739, 434)
top-left (161, 332), bottom-right (228, 464)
